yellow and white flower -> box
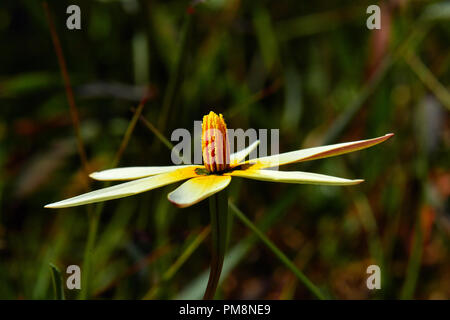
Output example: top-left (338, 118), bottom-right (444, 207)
top-left (45, 111), bottom-right (393, 209)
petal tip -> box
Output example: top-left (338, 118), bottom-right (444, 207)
top-left (375, 133), bottom-right (394, 144)
top-left (89, 172), bottom-right (101, 180)
top-left (167, 195), bottom-right (190, 209)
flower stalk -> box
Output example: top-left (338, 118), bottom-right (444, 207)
top-left (203, 188), bottom-right (229, 300)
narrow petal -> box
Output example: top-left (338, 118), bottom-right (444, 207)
top-left (45, 167), bottom-right (199, 208)
top-left (90, 165), bottom-right (201, 181)
top-left (229, 140), bottom-right (260, 166)
top-left (228, 169), bottom-right (363, 186)
top-left (168, 175), bottom-right (231, 208)
top-left (242, 133), bottom-right (394, 169)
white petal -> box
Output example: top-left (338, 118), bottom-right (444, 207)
top-left (242, 134), bottom-right (394, 170)
top-left (89, 165), bottom-right (201, 181)
top-left (45, 166), bottom-right (199, 208)
top-left (168, 175), bottom-right (231, 208)
top-left (228, 169), bottom-right (363, 186)
top-left (229, 140), bottom-right (260, 166)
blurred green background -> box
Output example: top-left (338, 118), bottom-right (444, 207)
top-left (0, 0), bottom-right (449, 299)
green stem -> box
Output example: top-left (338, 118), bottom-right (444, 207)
top-left (80, 203), bottom-right (102, 299)
top-left (143, 226), bottom-right (211, 299)
top-left (229, 201), bottom-right (326, 300)
top-left (400, 217), bottom-right (423, 299)
top-left (203, 190), bottom-right (229, 300)
top-left (49, 263), bottom-right (65, 300)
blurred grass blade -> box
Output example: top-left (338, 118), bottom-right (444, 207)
top-left (275, 6), bottom-right (363, 41)
top-left (253, 6), bottom-right (279, 71)
top-left (322, 22), bottom-right (430, 145)
top-left (42, 1), bottom-right (91, 179)
top-left (404, 51), bottom-right (450, 111)
top-left (143, 226), bottom-right (211, 299)
top-left (157, 11), bottom-right (193, 132)
top-left (132, 31), bottom-right (149, 85)
top-left (229, 202), bottom-right (326, 300)
top-left (81, 96), bottom-right (149, 299)
top-left (0, 72), bottom-right (60, 97)
top-left (400, 213), bottom-right (424, 299)
top-left (112, 97), bottom-right (148, 167)
top-left (49, 263), bottom-right (65, 300)
top-left (164, 226), bottom-right (210, 281)
top-left (421, 2), bottom-right (450, 21)
top-left (135, 110), bottom-right (189, 164)
top-left (282, 64), bottom-right (302, 130)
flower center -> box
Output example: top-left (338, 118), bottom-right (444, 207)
top-left (202, 111), bottom-right (230, 173)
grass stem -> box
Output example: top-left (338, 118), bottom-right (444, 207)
top-left (229, 201), bottom-right (326, 300)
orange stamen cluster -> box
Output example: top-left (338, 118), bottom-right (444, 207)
top-left (202, 111), bottom-right (230, 173)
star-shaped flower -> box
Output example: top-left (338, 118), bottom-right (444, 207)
top-left (45, 111), bottom-right (393, 209)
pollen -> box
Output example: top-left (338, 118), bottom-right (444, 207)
top-left (202, 111), bottom-right (230, 173)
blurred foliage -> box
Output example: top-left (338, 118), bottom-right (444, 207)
top-left (0, 0), bottom-right (449, 300)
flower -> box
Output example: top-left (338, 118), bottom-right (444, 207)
top-left (45, 111), bottom-right (393, 209)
